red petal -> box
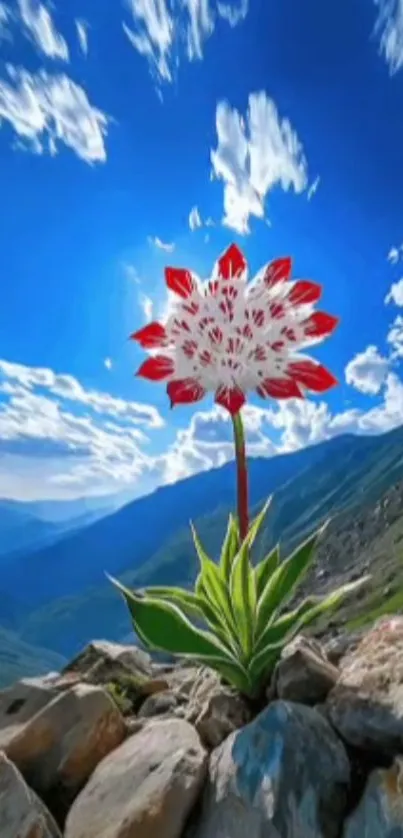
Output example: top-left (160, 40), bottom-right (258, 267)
top-left (136, 356), bottom-right (174, 381)
top-left (288, 281), bottom-right (322, 306)
top-left (288, 361), bottom-right (338, 392)
top-left (165, 267), bottom-right (195, 298)
top-left (257, 377), bottom-right (303, 399)
top-left (167, 378), bottom-right (206, 407)
top-left (217, 244), bottom-right (246, 280)
top-left (264, 257), bottom-right (292, 288)
top-left (215, 386), bottom-right (246, 415)
top-left (130, 322), bottom-right (167, 348)
top-left (303, 312), bottom-right (339, 338)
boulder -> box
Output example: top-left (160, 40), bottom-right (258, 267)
top-left (1, 682), bottom-right (126, 820)
top-left (191, 700), bottom-right (350, 838)
top-left (272, 636), bottom-right (339, 705)
top-left (0, 751), bottom-right (61, 838)
top-left (63, 640), bottom-right (152, 679)
top-left (184, 668), bottom-right (250, 749)
top-left (327, 616), bottom-right (403, 755)
top-left (343, 756), bottom-right (403, 837)
top-left (138, 690), bottom-right (179, 718)
top-left (65, 718), bottom-right (207, 838)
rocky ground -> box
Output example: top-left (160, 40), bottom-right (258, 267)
top-left (2, 620), bottom-right (403, 837)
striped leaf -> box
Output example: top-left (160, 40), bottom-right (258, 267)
top-left (229, 541), bottom-right (256, 658)
top-left (191, 524), bottom-right (237, 635)
top-left (219, 514), bottom-right (240, 581)
top-left (141, 586), bottom-right (205, 621)
top-left (255, 544), bottom-right (280, 600)
top-left (243, 495), bottom-right (273, 551)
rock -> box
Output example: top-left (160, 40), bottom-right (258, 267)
top-left (273, 635), bottom-right (339, 705)
top-left (65, 718), bottom-right (207, 838)
top-left (184, 668), bottom-right (250, 749)
top-left (63, 640), bottom-right (152, 679)
top-left (0, 751), bottom-right (61, 838)
top-left (1, 682), bottom-right (126, 821)
top-left (343, 757), bottom-right (403, 837)
top-left (138, 690), bottom-right (179, 718)
top-left (324, 631), bottom-right (364, 665)
top-left (191, 700), bottom-right (350, 838)
top-left (327, 616), bottom-right (403, 755)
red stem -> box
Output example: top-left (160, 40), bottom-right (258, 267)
top-left (232, 411), bottom-right (249, 542)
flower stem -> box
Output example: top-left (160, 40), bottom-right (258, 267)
top-left (231, 410), bottom-right (249, 542)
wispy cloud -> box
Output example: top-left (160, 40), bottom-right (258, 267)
top-left (374, 0), bottom-right (403, 74)
top-left (75, 19), bottom-right (89, 56)
top-left (210, 91), bottom-right (308, 234)
top-left (148, 235), bottom-right (175, 252)
top-left (0, 3), bottom-right (11, 39)
top-left (139, 292), bottom-right (153, 321)
top-left (0, 68), bottom-right (108, 162)
top-left (123, 0), bottom-right (249, 83)
top-left (104, 358), bottom-right (113, 370)
top-left (18, 0), bottom-right (69, 61)
top-left (387, 242), bottom-right (403, 263)
top-left (189, 205), bottom-right (202, 230)
top-left (307, 175), bottom-right (320, 201)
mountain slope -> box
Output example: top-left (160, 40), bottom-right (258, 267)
top-left (15, 424), bottom-right (403, 659)
top-left (0, 627), bottom-right (66, 689)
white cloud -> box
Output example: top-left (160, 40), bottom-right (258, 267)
top-left (139, 292), bottom-right (153, 321)
top-left (387, 314), bottom-right (403, 357)
top-left (148, 235), bottom-right (175, 252)
top-left (387, 245), bottom-right (401, 264)
top-left (385, 277), bottom-right (403, 305)
top-left (345, 345), bottom-right (390, 394)
top-left (374, 0), bottom-right (403, 74)
top-left (104, 358), bottom-right (113, 370)
top-left (211, 91), bottom-right (308, 234)
top-left (18, 0), bottom-right (69, 61)
top-left (0, 68), bottom-right (108, 162)
top-left (75, 19), bottom-right (89, 56)
top-left (123, 0), bottom-right (248, 83)
top-left (0, 3), bottom-right (11, 39)
top-left (217, 0), bottom-right (248, 27)
top-left (307, 175), bottom-right (320, 201)
top-left (189, 205), bottom-right (203, 230)
top-left (122, 262), bottom-right (141, 284)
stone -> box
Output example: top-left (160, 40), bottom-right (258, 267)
top-left (273, 635), bottom-right (339, 705)
top-left (327, 616), bottom-right (403, 755)
top-left (1, 682), bottom-right (126, 821)
top-left (184, 668), bottom-right (250, 749)
top-left (0, 751), bottom-right (61, 838)
top-left (65, 718), bottom-right (207, 838)
top-left (63, 640), bottom-right (152, 679)
top-left (138, 690), bottom-right (179, 718)
top-left (342, 757), bottom-right (403, 837)
top-left (324, 631), bottom-right (364, 666)
top-left (190, 700), bottom-right (350, 838)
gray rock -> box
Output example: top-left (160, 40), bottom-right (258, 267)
top-left (273, 636), bottom-right (339, 705)
top-left (191, 700), bottom-right (350, 838)
top-left (185, 668), bottom-right (250, 749)
top-left (63, 640), bottom-right (152, 679)
top-left (342, 757), bottom-right (403, 837)
top-left (327, 616), bottom-right (403, 755)
top-left (65, 718), bottom-right (208, 838)
top-left (138, 690), bottom-right (179, 718)
top-left (1, 682), bottom-right (126, 820)
top-left (0, 751), bottom-right (61, 838)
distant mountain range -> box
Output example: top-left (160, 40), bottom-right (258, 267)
top-left (2, 424), bottom-right (403, 674)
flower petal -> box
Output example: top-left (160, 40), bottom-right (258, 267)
top-left (288, 360), bottom-right (338, 392)
top-left (136, 356), bottom-right (174, 381)
top-left (287, 281), bottom-right (322, 306)
top-left (217, 244), bottom-right (246, 280)
top-left (130, 322), bottom-right (167, 348)
top-left (257, 377), bottom-right (303, 399)
top-left (167, 378), bottom-right (206, 407)
top-left (165, 267), bottom-right (195, 298)
top-left (264, 257), bottom-right (292, 289)
top-left (215, 386), bottom-right (246, 415)
top-left (303, 312), bottom-right (339, 339)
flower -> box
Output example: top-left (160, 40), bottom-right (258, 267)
top-left (131, 244), bottom-right (339, 416)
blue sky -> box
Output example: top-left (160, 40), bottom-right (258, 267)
top-left (1, 0), bottom-right (403, 500)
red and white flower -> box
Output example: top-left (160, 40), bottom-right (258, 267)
top-left (131, 244), bottom-right (339, 416)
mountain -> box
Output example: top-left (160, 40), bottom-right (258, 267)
top-left (0, 626), bottom-right (66, 689)
top-left (11, 424), bottom-right (403, 660)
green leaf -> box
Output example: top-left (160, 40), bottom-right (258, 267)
top-left (219, 514), bottom-right (240, 582)
top-left (191, 524), bottom-right (237, 636)
top-left (253, 598), bottom-right (320, 658)
top-left (255, 521), bottom-right (328, 639)
top-left (255, 544), bottom-right (280, 600)
top-left (108, 575), bottom-right (236, 662)
top-left (243, 495), bottom-right (273, 551)
top-left (229, 540), bottom-right (256, 658)
top-left (141, 586), bottom-right (205, 621)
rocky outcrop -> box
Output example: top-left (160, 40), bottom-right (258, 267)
top-left (0, 751), bottom-right (61, 838)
